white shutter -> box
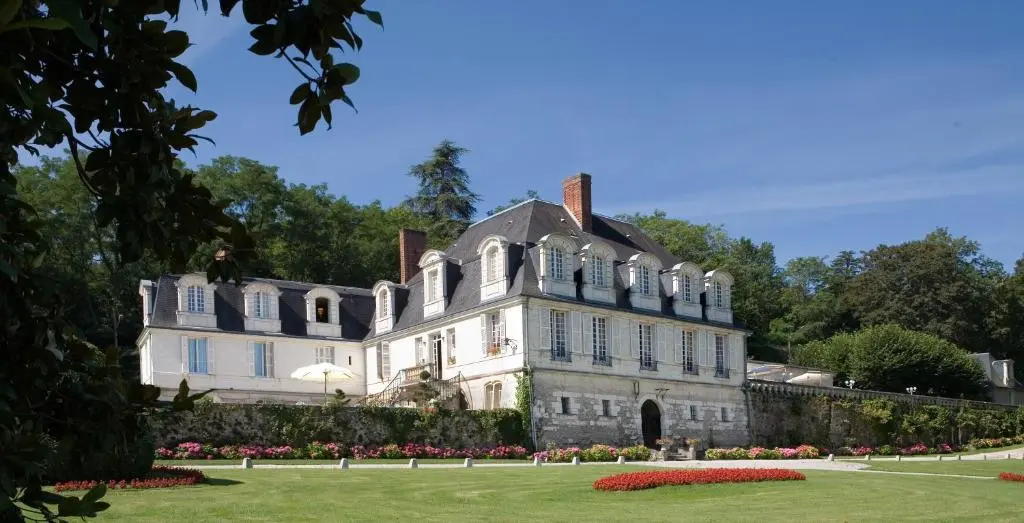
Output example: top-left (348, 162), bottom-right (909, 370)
top-left (613, 318), bottom-right (627, 357)
top-left (656, 325), bottom-right (668, 362)
top-left (207, 338), bottom-right (215, 374)
top-left (697, 330), bottom-right (707, 367)
top-left (480, 314), bottom-right (489, 354)
top-left (570, 311), bottom-right (583, 354)
top-left (271, 294), bottom-right (279, 320)
top-left (629, 320), bottom-right (640, 359)
top-left (247, 342), bottom-right (255, 377)
top-left (582, 313), bottom-right (593, 356)
top-left (730, 333), bottom-right (744, 371)
top-left (539, 308), bottom-right (551, 351)
top-left (499, 309), bottom-right (506, 342)
top-left (674, 329), bottom-right (683, 363)
top-left (415, 337), bottom-right (424, 364)
top-left (267, 342), bottom-right (275, 378)
top-left (528, 306), bottom-right (540, 352)
top-left (180, 336), bottom-right (188, 373)
top-left (244, 293), bottom-right (253, 317)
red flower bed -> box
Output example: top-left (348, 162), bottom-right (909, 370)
top-left (54, 466), bottom-right (206, 492)
top-left (999, 472), bottom-right (1024, 483)
top-left (593, 468), bottom-right (806, 491)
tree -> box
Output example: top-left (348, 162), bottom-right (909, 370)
top-left (989, 254), bottom-right (1024, 379)
top-left (403, 140), bottom-right (480, 244)
top-left (792, 324), bottom-right (988, 398)
top-left (2, 1), bottom-right (383, 519)
top-left (487, 189), bottom-right (539, 216)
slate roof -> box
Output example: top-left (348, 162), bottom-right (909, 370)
top-left (148, 198), bottom-right (740, 342)
top-left (148, 275), bottom-right (374, 341)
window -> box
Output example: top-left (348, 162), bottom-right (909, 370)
top-left (315, 346), bottom-right (335, 364)
top-left (681, 330), bottom-right (696, 374)
top-left (376, 342), bottom-right (391, 381)
top-left (486, 246), bottom-right (500, 282)
top-left (378, 291), bottom-right (389, 318)
top-left (446, 328), bottom-right (456, 364)
top-left (187, 337), bottom-right (208, 374)
top-left (551, 310), bottom-right (568, 361)
top-left (690, 405), bottom-right (698, 421)
top-left (639, 323), bottom-right (655, 370)
top-left (251, 342), bottom-right (274, 378)
top-left (715, 334), bottom-right (728, 377)
top-left (637, 265), bottom-right (651, 295)
top-left (682, 274), bottom-right (692, 302)
top-left (560, 396), bottom-right (571, 415)
top-left (186, 286), bottom-right (205, 313)
top-left (721, 407), bottom-right (729, 422)
top-left (314, 297), bottom-right (330, 323)
top-left (592, 316), bottom-right (609, 365)
top-left (483, 311), bottom-right (505, 356)
top-left (489, 313), bottom-right (503, 348)
top-left (713, 281), bottom-right (725, 308)
top-left (590, 256), bottom-right (606, 287)
top-left (253, 291), bottom-right (273, 319)
top-left (548, 246), bottom-right (565, 280)
top-left (426, 269), bottom-right (440, 302)
top-left (601, 399), bottom-right (611, 417)
top-left (430, 333), bottom-right (442, 364)
top-left (415, 337), bottom-right (426, 365)
top-left (484, 382), bottom-right (503, 409)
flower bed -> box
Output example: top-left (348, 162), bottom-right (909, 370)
top-left (54, 466), bottom-right (205, 492)
top-left (155, 441), bottom-right (531, 460)
top-left (531, 444), bottom-right (652, 463)
top-left (705, 445), bottom-right (819, 460)
top-left (999, 472), bottom-right (1024, 483)
top-left (592, 468), bottom-right (805, 491)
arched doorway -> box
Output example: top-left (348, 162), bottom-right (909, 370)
top-left (640, 400), bottom-right (662, 448)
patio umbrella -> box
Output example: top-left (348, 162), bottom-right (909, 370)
top-left (290, 362), bottom-right (356, 404)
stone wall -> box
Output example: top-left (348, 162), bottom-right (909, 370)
top-left (149, 403), bottom-right (526, 449)
top-left (529, 369), bottom-right (748, 448)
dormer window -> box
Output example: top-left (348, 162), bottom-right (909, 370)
top-left (671, 262), bottom-right (704, 318)
top-left (538, 233), bottom-right (577, 298)
top-left (628, 253), bottom-right (662, 311)
top-left (305, 287), bottom-right (342, 337)
top-left (418, 250), bottom-right (448, 318)
top-left (477, 235), bottom-right (510, 301)
top-left (242, 282), bottom-right (281, 333)
top-left (704, 270), bottom-right (735, 324)
top-left (373, 281), bottom-right (395, 333)
top-left (581, 242), bottom-right (616, 304)
top-left (174, 274), bottom-right (217, 328)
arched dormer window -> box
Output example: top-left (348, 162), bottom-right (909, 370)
top-left (671, 262), bottom-right (704, 318)
top-left (373, 281), bottom-right (395, 333)
top-left (419, 250), bottom-right (448, 318)
top-left (305, 287), bottom-right (342, 337)
top-left (243, 281), bottom-right (281, 333)
top-left (704, 270), bottom-right (735, 324)
top-left (477, 235), bottom-right (510, 301)
top-left (628, 253), bottom-right (662, 311)
top-left (580, 241), bottom-right (616, 304)
top-left (174, 274), bottom-right (217, 328)
top-left (538, 233), bottom-right (577, 297)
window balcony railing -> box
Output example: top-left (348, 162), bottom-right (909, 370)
top-left (592, 354), bottom-right (612, 367)
top-left (639, 360), bottom-right (658, 372)
top-left (715, 367), bottom-right (730, 379)
top-left (682, 363), bottom-right (698, 375)
top-left (551, 349), bottom-right (571, 363)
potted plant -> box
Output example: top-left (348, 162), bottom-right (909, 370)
top-left (685, 439), bottom-right (701, 460)
top-left (655, 437), bottom-right (674, 452)
top-left (487, 345), bottom-right (502, 356)
top-left (447, 355), bottom-right (457, 365)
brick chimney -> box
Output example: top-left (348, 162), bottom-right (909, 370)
top-left (399, 228), bottom-right (428, 284)
top-left (562, 173), bottom-right (592, 232)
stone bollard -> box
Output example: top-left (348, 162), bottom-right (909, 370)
top-left (937, 455), bottom-right (942, 461)
top-left (464, 458), bottom-right (473, 468)
top-left (339, 458), bottom-right (349, 469)
top-left (1008, 453), bottom-right (1013, 460)
top-left (827, 454), bottom-right (834, 462)
top-left (616, 456), bottom-right (626, 465)
top-left (242, 457), bottom-right (253, 469)
top-left (865, 454), bottom-right (871, 461)
top-left (956, 455), bottom-right (961, 461)
top-left (533, 457), bottom-right (542, 467)
top-left (896, 455), bottom-right (901, 462)
top-left (571, 456), bottom-right (581, 466)
top-left (983, 454), bottom-right (988, 461)
top-left (408, 458), bottom-right (418, 469)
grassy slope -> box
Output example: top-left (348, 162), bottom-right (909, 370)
top-left (94, 466), bottom-right (1024, 522)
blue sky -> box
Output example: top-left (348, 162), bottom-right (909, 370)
top-left (44, 1), bottom-right (1024, 267)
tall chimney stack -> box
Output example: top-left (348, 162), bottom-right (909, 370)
top-left (562, 173), bottom-right (592, 232)
top-left (399, 229), bottom-right (428, 284)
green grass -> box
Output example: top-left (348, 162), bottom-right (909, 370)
top-left (865, 459), bottom-right (1024, 476)
top-left (88, 465), bottom-right (1024, 522)
top-left (161, 458), bottom-right (528, 467)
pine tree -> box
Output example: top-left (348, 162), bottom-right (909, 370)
top-left (404, 140), bottom-right (480, 244)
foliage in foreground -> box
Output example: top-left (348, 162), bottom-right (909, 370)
top-left (591, 469), bottom-right (806, 491)
top-left (155, 442), bottom-right (531, 460)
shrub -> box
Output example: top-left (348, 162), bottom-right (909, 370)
top-left (999, 472), bottom-right (1024, 482)
top-left (617, 445), bottom-right (652, 461)
top-left (592, 469), bottom-right (805, 491)
top-left (54, 467), bottom-right (205, 492)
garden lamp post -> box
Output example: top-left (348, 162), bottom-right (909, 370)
top-left (906, 386), bottom-right (917, 395)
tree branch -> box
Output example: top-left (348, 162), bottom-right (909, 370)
top-left (66, 135), bottom-right (101, 198)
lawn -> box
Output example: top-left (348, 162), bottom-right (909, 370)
top-left (89, 464), bottom-right (1024, 522)
top-left (864, 459), bottom-right (1024, 476)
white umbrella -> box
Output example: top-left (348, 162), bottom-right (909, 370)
top-left (290, 362), bottom-right (356, 404)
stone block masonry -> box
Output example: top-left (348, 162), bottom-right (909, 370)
top-left (529, 369), bottom-right (748, 449)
